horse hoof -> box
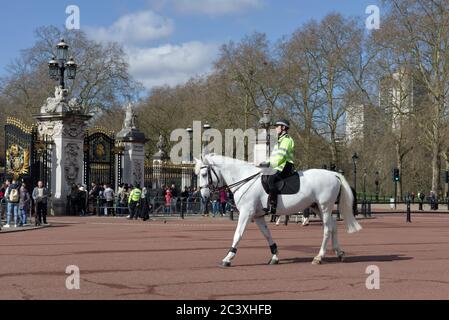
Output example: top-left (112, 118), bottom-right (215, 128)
top-left (269, 258), bottom-right (279, 265)
top-left (221, 261), bottom-right (232, 268)
top-left (337, 252), bottom-right (345, 262)
top-left (312, 257), bottom-right (322, 265)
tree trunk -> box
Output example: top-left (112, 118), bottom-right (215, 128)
top-left (431, 141), bottom-right (441, 196)
top-left (329, 127), bottom-right (338, 167)
top-left (304, 118), bottom-right (312, 169)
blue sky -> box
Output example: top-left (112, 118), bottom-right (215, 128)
top-left (0, 0), bottom-right (381, 89)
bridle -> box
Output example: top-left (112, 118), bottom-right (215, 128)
top-left (199, 165), bottom-right (262, 193)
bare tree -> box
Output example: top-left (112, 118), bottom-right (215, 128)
top-left (385, 0), bottom-right (449, 195)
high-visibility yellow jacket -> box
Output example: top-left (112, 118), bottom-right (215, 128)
top-left (129, 188), bottom-right (142, 203)
top-left (269, 133), bottom-right (295, 171)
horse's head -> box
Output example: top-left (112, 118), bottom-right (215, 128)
top-left (194, 155), bottom-right (221, 199)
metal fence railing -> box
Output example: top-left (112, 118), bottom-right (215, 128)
top-left (65, 196), bottom-right (239, 220)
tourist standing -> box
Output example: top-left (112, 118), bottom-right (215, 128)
top-left (19, 182), bottom-right (31, 226)
top-left (78, 185), bottom-right (88, 216)
top-left (70, 183), bottom-right (80, 215)
top-left (0, 182), bottom-right (6, 221)
top-left (170, 184), bottom-right (179, 213)
top-left (103, 184), bottom-right (115, 216)
top-left (211, 190), bottom-right (220, 217)
top-left (165, 189), bottom-right (172, 214)
top-left (32, 181), bottom-right (50, 226)
top-left (220, 188), bottom-right (227, 216)
top-left (4, 179), bottom-right (20, 228)
top-left (89, 182), bottom-right (101, 215)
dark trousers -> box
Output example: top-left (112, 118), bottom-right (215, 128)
top-left (221, 202), bottom-right (226, 215)
top-left (106, 200), bottom-right (114, 216)
top-left (36, 202), bottom-right (47, 224)
top-left (267, 162), bottom-right (294, 209)
top-left (129, 201), bottom-right (139, 219)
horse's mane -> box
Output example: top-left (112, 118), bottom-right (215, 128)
top-left (195, 154), bottom-right (258, 175)
top-left (208, 154), bottom-right (258, 170)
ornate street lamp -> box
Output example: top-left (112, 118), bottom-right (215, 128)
top-left (48, 39), bottom-right (77, 89)
top-left (259, 108), bottom-right (272, 158)
top-left (57, 39), bottom-right (69, 61)
top-left (48, 57), bottom-right (59, 79)
top-left (186, 127), bottom-right (193, 163)
top-left (65, 57), bottom-right (77, 80)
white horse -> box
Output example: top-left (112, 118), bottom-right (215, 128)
top-left (195, 154), bottom-right (362, 267)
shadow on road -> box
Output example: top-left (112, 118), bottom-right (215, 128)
top-left (238, 254), bottom-right (413, 267)
top-left (281, 254), bottom-right (413, 265)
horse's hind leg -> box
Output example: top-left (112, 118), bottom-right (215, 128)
top-left (331, 216), bottom-right (345, 262)
top-left (221, 210), bottom-right (251, 267)
top-left (255, 217), bottom-right (279, 265)
top-left (312, 206), bottom-right (333, 265)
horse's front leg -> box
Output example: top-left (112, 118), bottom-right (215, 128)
top-left (221, 210), bottom-right (251, 267)
top-left (255, 216), bottom-right (279, 265)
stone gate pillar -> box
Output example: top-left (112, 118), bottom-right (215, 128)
top-left (34, 86), bottom-right (91, 215)
top-left (116, 103), bottom-right (147, 188)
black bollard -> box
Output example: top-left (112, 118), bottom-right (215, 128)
top-left (284, 215), bottom-right (290, 226)
top-left (362, 200), bottom-right (366, 218)
top-left (368, 201), bottom-right (372, 217)
top-left (406, 200), bottom-right (411, 223)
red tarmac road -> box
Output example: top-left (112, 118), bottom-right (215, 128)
top-left (0, 214), bottom-right (448, 300)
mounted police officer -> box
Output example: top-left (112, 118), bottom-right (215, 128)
top-left (259, 119), bottom-right (295, 214)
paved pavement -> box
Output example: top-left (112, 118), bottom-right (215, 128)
top-left (0, 214), bottom-right (448, 300)
top-left (0, 223), bottom-right (51, 234)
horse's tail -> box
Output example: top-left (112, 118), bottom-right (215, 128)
top-left (336, 173), bottom-right (362, 234)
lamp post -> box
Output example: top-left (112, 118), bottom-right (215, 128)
top-left (48, 39), bottom-right (77, 89)
top-left (186, 127), bottom-right (194, 189)
top-left (352, 153), bottom-right (359, 200)
top-left (186, 127), bottom-right (193, 163)
top-left (375, 171), bottom-right (380, 201)
top-left (363, 168), bottom-right (367, 201)
top-left (259, 108), bottom-right (272, 158)
top-left (203, 122), bottom-right (211, 154)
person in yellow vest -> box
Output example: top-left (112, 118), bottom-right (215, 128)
top-left (127, 185), bottom-right (142, 220)
top-left (259, 119), bottom-right (295, 214)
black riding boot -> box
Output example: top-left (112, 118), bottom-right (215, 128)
top-left (269, 192), bottom-right (278, 215)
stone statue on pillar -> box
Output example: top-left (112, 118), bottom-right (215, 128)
top-left (116, 102), bottom-right (148, 189)
top-left (40, 86), bottom-right (85, 114)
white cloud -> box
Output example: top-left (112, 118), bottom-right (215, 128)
top-left (172, 0), bottom-right (263, 15)
top-left (126, 42), bottom-right (219, 89)
top-left (86, 11), bottom-right (174, 45)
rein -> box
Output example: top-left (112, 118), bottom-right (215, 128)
top-left (199, 165), bottom-right (262, 193)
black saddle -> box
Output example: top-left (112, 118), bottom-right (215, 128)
top-left (262, 172), bottom-right (300, 195)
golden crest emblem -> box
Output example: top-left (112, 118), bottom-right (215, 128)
top-left (6, 144), bottom-right (30, 179)
top-left (94, 143), bottom-right (106, 161)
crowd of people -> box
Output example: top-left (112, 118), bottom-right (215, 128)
top-left (63, 182), bottom-right (236, 220)
top-left (0, 179), bottom-right (49, 228)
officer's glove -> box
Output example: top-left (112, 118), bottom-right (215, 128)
top-left (258, 161), bottom-right (270, 168)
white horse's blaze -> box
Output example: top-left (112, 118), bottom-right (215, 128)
top-left (195, 154), bottom-right (362, 266)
